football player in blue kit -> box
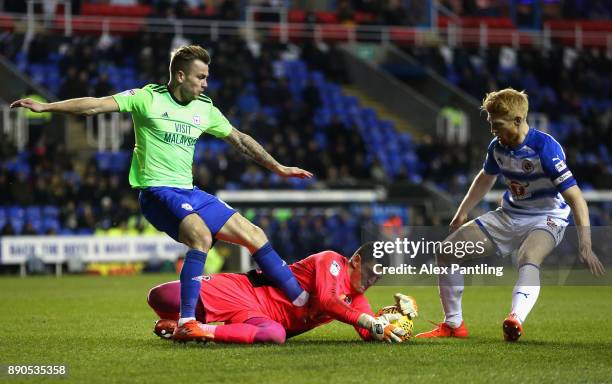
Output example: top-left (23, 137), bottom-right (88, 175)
top-left (417, 88), bottom-right (605, 341)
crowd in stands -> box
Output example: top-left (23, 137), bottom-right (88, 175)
top-left (3, 0), bottom-right (610, 28)
top-left (2, 32), bottom-right (374, 184)
top-left (1, 2), bottom-right (611, 244)
top-left (1, 30), bottom-right (418, 241)
top-left (0, 124), bottom-right (408, 258)
top-left (441, 0), bottom-right (612, 21)
top-left (399, 43), bottom-right (612, 191)
top-left (2, 0), bottom-right (418, 26)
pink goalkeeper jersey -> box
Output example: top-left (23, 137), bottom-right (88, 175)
top-left (199, 251), bottom-right (373, 340)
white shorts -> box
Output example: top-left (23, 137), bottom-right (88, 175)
top-left (475, 208), bottom-right (568, 257)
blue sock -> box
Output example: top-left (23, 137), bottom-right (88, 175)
top-left (252, 242), bottom-right (304, 302)
top-left (179, 249), bottom-right (207, 319)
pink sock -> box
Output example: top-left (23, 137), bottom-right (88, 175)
top-left (212, 318), bottom-right (286, 344)
top-left (213, 323), bottom-right (259, 344)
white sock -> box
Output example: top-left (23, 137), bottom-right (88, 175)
top-left (198, 323), bottom-right (217, 336)
top-left (178, 317), bottom-right (196, 326)
top-left (511, 264), bottom-right (541, 324)
top-left (439, 269), bottom-right (464, 328)
top-left (292, 290), bottom-right (310, 307)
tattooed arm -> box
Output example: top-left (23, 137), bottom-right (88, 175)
top-left (223, 127), bottom-right (313, 179)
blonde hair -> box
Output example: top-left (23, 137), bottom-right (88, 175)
top-left (169, 45), bottom-right (211, 76)
top-left (481, 88), bottom-right (529, 118)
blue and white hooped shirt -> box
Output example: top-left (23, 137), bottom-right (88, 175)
top-left (483, 128), bottom-right (576, 218)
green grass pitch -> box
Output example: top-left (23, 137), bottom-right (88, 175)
top-left (1, 275), bottom-right (611, 383)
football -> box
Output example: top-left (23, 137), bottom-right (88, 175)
top-left (376, 305), bottom-right (414, 340)
top-left (154, 319), bottom-right (177, 339)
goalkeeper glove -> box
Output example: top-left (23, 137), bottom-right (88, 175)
top-left (394, 293), bottom-right (418, 319)
top-left (357, 313), bottom-right (406, 343)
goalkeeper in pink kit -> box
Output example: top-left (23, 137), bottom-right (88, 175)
top-left (148, 242), bottom-right (418, 343)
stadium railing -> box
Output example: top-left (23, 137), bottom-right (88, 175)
top-left (218, 189), bottom-right (402, 272)
top-left (2, 11), bottom-right (610, 50)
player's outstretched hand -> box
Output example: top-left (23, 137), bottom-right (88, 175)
top-left (10, 98), bottom-right (46, 112)
top-left (276, 165), bottom-right (313, 179)
top-left (394, 293), bottom-right (418, 319)
top-left (579, 247), bottom-right (606, 276)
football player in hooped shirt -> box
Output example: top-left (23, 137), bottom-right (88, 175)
top-left (10, 45), bottom-right (312, 341)
top-left (417, 88), bottom-right (605, 342)
top-left (148, 242), bottom-right (419, 343)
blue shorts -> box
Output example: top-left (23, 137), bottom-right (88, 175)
top-left (139, 186), bottom-right (236, 242)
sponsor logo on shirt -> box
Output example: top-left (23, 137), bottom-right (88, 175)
top-left (163, 132), bottom-right (197, 147)
top-left (329, 260), bottom-right (341, 277)
top-left (554, 171), bottom-right (573, 186)
top-left (509, 180), bottom-right (529, 199)
top-left (193, 115), bottom-right (201, 125)
top-left (521, 159), bottom-right (534, 173)
top-left (181, 203), bottom-right (194, 211)
top-left (161, 112), bottom-right (169, 119)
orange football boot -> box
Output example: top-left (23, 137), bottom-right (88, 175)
top-left (154, 319), bottom-right (177, 339)
top-left (415, 320), bottom-right (469, 338)
top-left (502, 313), bottom-right (523, 342)
top-left (172, 320), bottom-right (213, 343)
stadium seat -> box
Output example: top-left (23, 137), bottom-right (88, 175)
top-left (42, 206), bottom-right (60, 219)
top-left (8, 206), bottom-right (25, 220)
top-left (42, 217), bottom-right (60, 233)
top-left (28, 219), bottom-right (44, 234)
top-left (81, 3), bottom-right (152, 17)
top-left (96, 152), bottom-right (113, 171)
top-left (25, 206), bottom-right (42, 220)
top-left (10, 217), bottom-right (25, 234)
top-left (288, 10), bottom-right (307, 23)
top-left (109, 151), bottom-right (131, 173)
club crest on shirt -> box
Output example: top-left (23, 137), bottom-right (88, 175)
top-left (340, 294), bottom-right (352, 304)
top-left (181, 203), bottom-right (194, 211)
top-left (329, 260), bottom-right (341, 277)
top-left (521, 159), bottom-right (534, 173)
top-left (193, 115), bottom-right (201, 125)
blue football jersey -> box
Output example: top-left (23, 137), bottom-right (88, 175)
top-left (483, 128), bottom-right (576, 217)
